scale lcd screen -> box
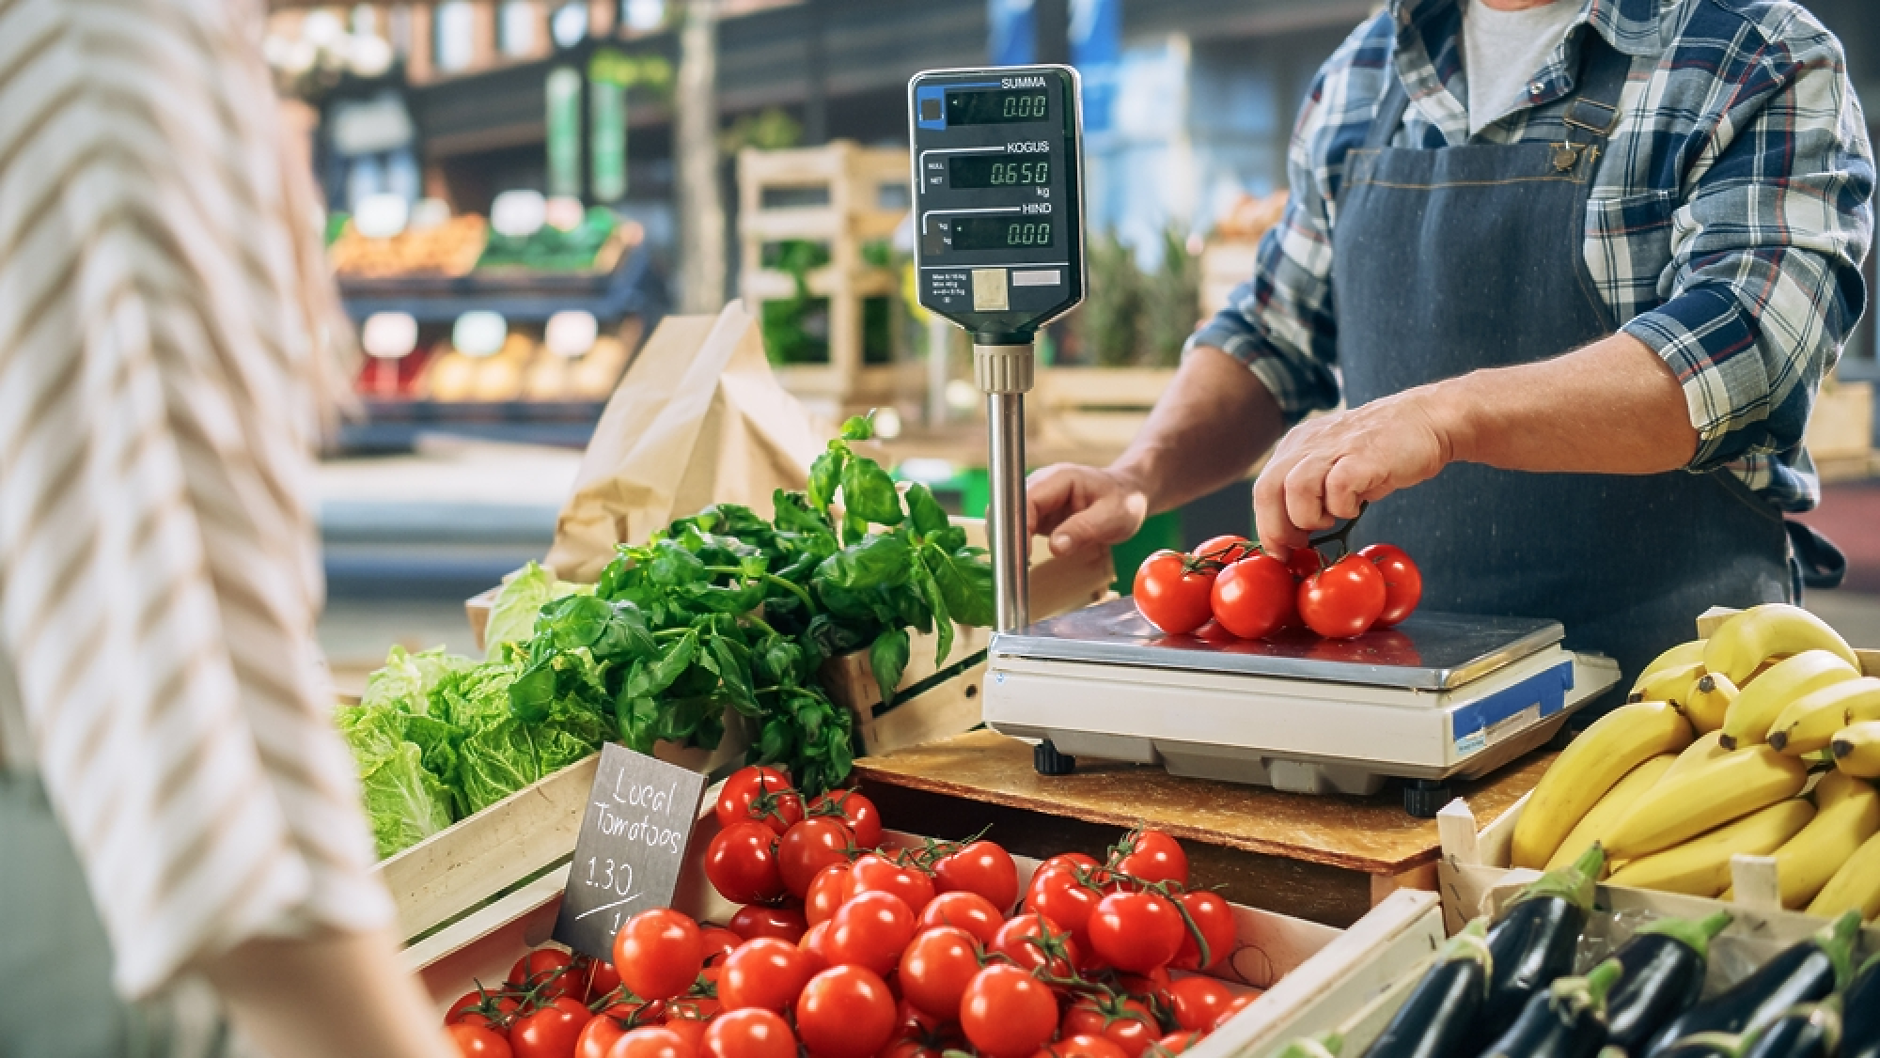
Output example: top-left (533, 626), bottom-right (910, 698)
top-left (946, 88), bottom-right (1049, 125)
top-left (949, 155), bottom-right (1052, 188)
top-left (951, 217), bottom-right (1054, 250)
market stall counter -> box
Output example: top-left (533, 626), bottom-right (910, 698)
top-left (852, 729), bottom-right (1547, 928)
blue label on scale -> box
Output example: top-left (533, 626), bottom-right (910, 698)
top-left (1450, 660), bottom-right (1574, 758)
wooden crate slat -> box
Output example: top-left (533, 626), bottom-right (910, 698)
top-left (377, 753), bottom-right (599, 943)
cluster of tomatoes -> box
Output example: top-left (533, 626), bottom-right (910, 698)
top-left (445, 766), bottom-right (1258, 1058)
top-left (1134, 533), bottom-right (1421, 641)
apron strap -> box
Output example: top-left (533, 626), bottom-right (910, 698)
top-left (1362, 22), bottom-right (1634, 153)
top-left (1785, 519), bottom-right (1848, 591)
top-left (1560, 29), bottom-right (1631, 152)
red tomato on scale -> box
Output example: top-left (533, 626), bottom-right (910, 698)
top-left (1358, 543), bottom-right (1423, 626)
top-left (1133, 550), bottom-right (1216, 634)
top-left (1209, 553), bottom-right (1296, 640)
top-left (1297, 554), bottom-right (1387, 638)
top-left (1194, 534), bottom-right (1258, 565)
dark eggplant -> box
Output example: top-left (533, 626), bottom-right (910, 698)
top-left (1359, 918), bottom-right (1492, 1058)
top-left (1641, 911), bottom-right (1861, 1058)
top-left (1475, 957), bottom-right (1623, 1058)
top-left (1739, 1001), bottom-right (1841, 1058)
top-left (1605, 910), bottom-right (1734, 1052)
top-left (1845, 955), bottom-right (1880, 1058)
top-left (1468, 844), bottom-right (1606, 1051)
top-left (1653, 1033), bottom-right (1743, 1058)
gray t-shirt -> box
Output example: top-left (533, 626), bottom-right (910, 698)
top-left (1463, 0), bottom-right (1582, 135)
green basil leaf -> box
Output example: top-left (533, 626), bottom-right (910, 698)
top-left (808, 449), bottom-right (846, 515)
top-left (840, 456), bottom-right (904, 526)
top-left (914, 551), bottom-right (954, 665)
top-left (839, 415), bottom-right (874, 441)
top-left (640, 631), bottom-right (699, 696)
top-left (944, 547), bottom-right (997, 627)
top-left (869, 626), bottom-right (911, 708)
top-left (905, 482), bottom-right (950, 537)
top-left (815, 533), bottom-right (913, 594)
top-left (590, 601), bottom-right (656, 659)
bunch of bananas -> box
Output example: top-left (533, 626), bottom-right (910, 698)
top-left (1510, 604), bottom-right (1880, 922)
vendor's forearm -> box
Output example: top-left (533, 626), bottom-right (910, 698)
top-left (1422, 332), bottom-right (1700, 475)
top-left (1111, 346), bottom-right (1289, 513)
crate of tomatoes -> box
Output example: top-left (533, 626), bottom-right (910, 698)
top-left (427, 765), bottom-right (1443, 1058)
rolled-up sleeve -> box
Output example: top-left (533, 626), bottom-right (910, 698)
top-left (1620, 31), bottom-right (1875, 471)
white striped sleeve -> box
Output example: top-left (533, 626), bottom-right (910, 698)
top-left (0, 0), bottom-right (393, 998)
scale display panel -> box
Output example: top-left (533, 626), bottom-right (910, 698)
top-left (910, 65), bottom-right (1085, 342)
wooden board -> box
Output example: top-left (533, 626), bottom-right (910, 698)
top-left (853, 730), bottom-right (1548, 876)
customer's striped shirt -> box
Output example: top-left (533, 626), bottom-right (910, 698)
top-left (1191, 0), bottom-right (1875, 513)
top-left (0, 0), bottom-right (392, 999)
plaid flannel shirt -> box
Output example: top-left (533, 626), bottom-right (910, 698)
top-left (1191, 0), bottom-right (1875, 512)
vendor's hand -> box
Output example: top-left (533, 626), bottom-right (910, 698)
top-left (1254, 388), bottom-right (1453, 553)
top-left (1027, 464), bottom-right (1151, 557)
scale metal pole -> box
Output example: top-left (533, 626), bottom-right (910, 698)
top-left (975, 340), bottom-right (1033, 631)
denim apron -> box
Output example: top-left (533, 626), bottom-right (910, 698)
top-left (1331, 30), bottom-right (1792, 685)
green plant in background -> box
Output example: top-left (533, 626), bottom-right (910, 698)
top-left (722, 108), bottom-right (804, 154)
top-left (1075, 231), bottom-right (1144, 367)
top-left (1140, 229), bottom-right (1201, 368)
top-left (760, 239), bottom-right (832, 364)
top-left (1066, 228), bottom-right (1200, 368)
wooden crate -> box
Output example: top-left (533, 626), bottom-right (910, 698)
top-left (737, 141), bottom-right (914, 418)
top-left (1034, 366), bottom-right (1179, 455)
top-left (407, 773), bottom-right (1446, 1053)
top-left (1808, 378), bottom-right (1877, 481)
top-left (1239, 874), bottom-right (1880, 1058)
top-left (1431, 604), bottom-right (1880, 934)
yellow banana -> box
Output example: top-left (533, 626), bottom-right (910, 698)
top-left (1813, 769), bottom-right (1874, 810)
top-left (1765, 780), bottom-right (1880, 908)
top-left (1768, 677), bottom-right (1880, 755)
top-left (1831, 721), bottom-right (1880, 779)
top-left (1719, 650), bottom-right (1861, 749)
top-left (1511, 701), bottom-right (1693, 870)
top-left (1807, 827), bottom-right (1880, 921)
top-left (1607, 799), bottom-right (1816, 897)
top-left (1682, 673), bottom-right (1738, 735)
top-left (1630, 661), bottom-right (1706, 708)
top-left (1634, 640), bottom-right (1708, 692)
top-left (1704, 604), bottom-right (1858, 686)
top-left (1605, 744), bottom-right (1809, 858)
top-left (1544, 754), bottom-right (1679, 872)
top-left (1658, 730), bottom-right (1731, 787)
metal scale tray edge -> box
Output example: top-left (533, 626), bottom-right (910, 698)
top-left (981, 598), bottom-right (1622, 816)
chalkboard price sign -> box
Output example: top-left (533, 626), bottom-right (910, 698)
top-left (552, 742), bottom-right (709, 959)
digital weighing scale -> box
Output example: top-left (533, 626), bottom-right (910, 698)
top-left (907, 67), bottom-right (1619, 817)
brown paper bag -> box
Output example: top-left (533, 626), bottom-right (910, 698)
top-left (544, 301), bottom-right (828, 582)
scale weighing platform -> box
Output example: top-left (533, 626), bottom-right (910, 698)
top-left (981, 598), bottom-right (1620, 816)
